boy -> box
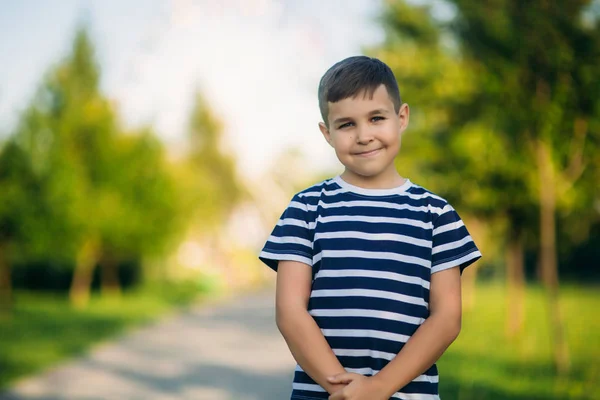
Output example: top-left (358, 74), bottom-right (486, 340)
top-left (259, 56), bottom-right (481, 400)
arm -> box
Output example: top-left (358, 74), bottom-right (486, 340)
top-left (276, 260), bottom-right (347, 394)
top-left (370, 266), bottom-right (463, 397)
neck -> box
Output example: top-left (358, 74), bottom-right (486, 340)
top-left (341, 168), bottom-right (406, 190)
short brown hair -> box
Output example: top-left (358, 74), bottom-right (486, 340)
top-left (318, 56), bottom-right (402, 127)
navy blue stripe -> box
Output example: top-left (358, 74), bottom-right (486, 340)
top-left (263, 242), bottom-right (311, 258)
top-left (317, 238), bottom-right (430, 259)
top-left (312, 258), bottom-right (430, 283)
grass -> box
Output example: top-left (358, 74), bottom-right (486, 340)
top-left (0, 280), bottom-right (212, 389)
top-left (438, 284), bottom-right (600, 400)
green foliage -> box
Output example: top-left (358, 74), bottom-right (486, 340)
top-left (181, 92), bottom-right (245, 231)
top-left (447, 0), bottom-right (600, 221)
top-left (374, 1), bottom-right (600, 270)
top-left (0, 26), bottom-right (186, 276)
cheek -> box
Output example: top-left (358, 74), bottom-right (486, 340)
top-left (382, 126), bottom-right (401, 146)
top-left (333, 135), bottom-right (354, 152)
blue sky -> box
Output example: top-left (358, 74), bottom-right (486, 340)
top-left (0, 0), bottom-right (385, 178)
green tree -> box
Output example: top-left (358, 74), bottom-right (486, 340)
top-left (0, 141), bottom-right (37, 312)
top-left (7, 26), bottom-right (184, 307)
top-left (178, 91), bottom-right (245, 281)
top-left (443, 0), bottom-right (600, 371)
top-left (96, 129), bottom-right (183, 296)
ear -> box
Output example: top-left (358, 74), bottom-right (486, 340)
top-left (397, 103), bottom-right (410, 133)
top-left (319, 122), bottom-right (333, 147)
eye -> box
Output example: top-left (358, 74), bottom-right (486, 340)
top-left (371, 116), bottom-right (385, 122)
top-left (338, 122), bottom-right (354, 129)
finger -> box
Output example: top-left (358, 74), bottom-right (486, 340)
top-left (327, 373), bottom-right (357, 384)
top-left (328, 391), bottom-right (343, 400)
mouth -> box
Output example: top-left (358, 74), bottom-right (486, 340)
top-left (354, 148), bottom-right (383, 157)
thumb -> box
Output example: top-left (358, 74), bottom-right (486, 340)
top-left (327, 372), bottom-right (357, 384)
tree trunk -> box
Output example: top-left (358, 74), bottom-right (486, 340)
top-left (0, 243), bottom-right (12, 314)
top-left (100, 254), bottom-right (121, 297)
top-left (69, 237), bottom-right (100, 309)
top-left (537, 140), bottom-right (570, 373)
top-left (506, 229), bottom-right (525, 338)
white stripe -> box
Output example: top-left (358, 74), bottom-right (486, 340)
top-left (321, 328), bottom-right (410, 343)
top-left (291, 383), bottom-right (326, 392)
top-left (308, 199), bottom-right (445, 216)
top-left (334, 348), bottom-right (396, 361)
top-left (315, 230), bottom-right (430, 248)
top-left (267, 235), bottom-right (312, 249)
top-left (432, 250), bottom-right (482, 273)
top-left (312, 289), bottom-right (427, 307)
top-left (288, 200), bottom-right (308, 211)
top-left (392, 393), bottom-right (440, 399)
top-left (316, 269), bottom-right (430, 290)
top-left (432, 235), bottom-right (473, 255)
top-left (299, 188), bottom-right (345, 197)
top-left (317, 215), bottom-right (432, 230)
top-left (277, 217), bottom-right (308, 229)
top-left (438, 204), bottom-right (453, 215)
top-left (277, 218), bottom-right (317, 231)
top-left (322, 183), bottom-right (445, 202)
top-left (433, 219), bottom-right (464, 236)
top-left (317, 249), bottom-right (431, 268)
top-left (259, 251), bottom-right (312, 267)
top-left (346, 368), bottom-right (438, 384)
top-left (294, 365), bottom-right (439, 384)
top-left (313, 252), bottom-right (322, 265)
top-left (309, 308), bottom-right (425, 325)
top-left (342, 367), bottom-right (375, 375)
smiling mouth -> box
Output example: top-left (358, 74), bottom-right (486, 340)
top-left (354, 148), bottom-right (383, 156)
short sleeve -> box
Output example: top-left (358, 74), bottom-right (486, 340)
top-left (259, 193), bottom-right (314, 271)
top-left (431, 204), bottom-right (482, 274)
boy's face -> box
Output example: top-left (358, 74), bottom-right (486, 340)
top-left (319, 84), bottom-right (409, 183)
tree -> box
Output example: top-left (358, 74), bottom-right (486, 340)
top-left (96, 129), bottom-right (183, 296)
top-left (0, 141), bottom-right (37, 312)
top-left (8, 26), bottom-right (184, 307)
top-left (178, 91), bottom-right (245, 284)
top-left (444, 0), bottom-right (600, 372)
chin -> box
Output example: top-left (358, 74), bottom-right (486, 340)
top-left (345, 166), bottom-right (387, 178)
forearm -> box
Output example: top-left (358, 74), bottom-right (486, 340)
top-left (277, 309), bottom-right (346, 394)
top-left (371, 314), bottom-right (460, 397)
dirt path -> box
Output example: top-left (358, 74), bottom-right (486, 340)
top-left (0, 291), bottom-right (296, 400)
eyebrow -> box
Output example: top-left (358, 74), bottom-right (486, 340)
top-left (332, 109), bottom-right (390, 126)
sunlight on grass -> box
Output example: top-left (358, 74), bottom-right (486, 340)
top-left (439, 284), bottom-right (599, 400)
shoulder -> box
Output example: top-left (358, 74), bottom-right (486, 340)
top-left (406, 182), bottom-right (454, 219)
top-left (293, 177), bottom-right (338, 202)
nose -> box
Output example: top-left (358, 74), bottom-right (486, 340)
top-left (356, 124), bottom-right (375, 144)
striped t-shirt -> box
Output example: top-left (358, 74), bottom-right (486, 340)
top-left (259, 175), bottom-right (481, 400)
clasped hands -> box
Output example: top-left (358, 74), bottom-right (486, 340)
top-left (327, 372), bottom-right (388, 400)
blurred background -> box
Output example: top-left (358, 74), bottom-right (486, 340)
top-left (0, 0), bottom-right (599, 399)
